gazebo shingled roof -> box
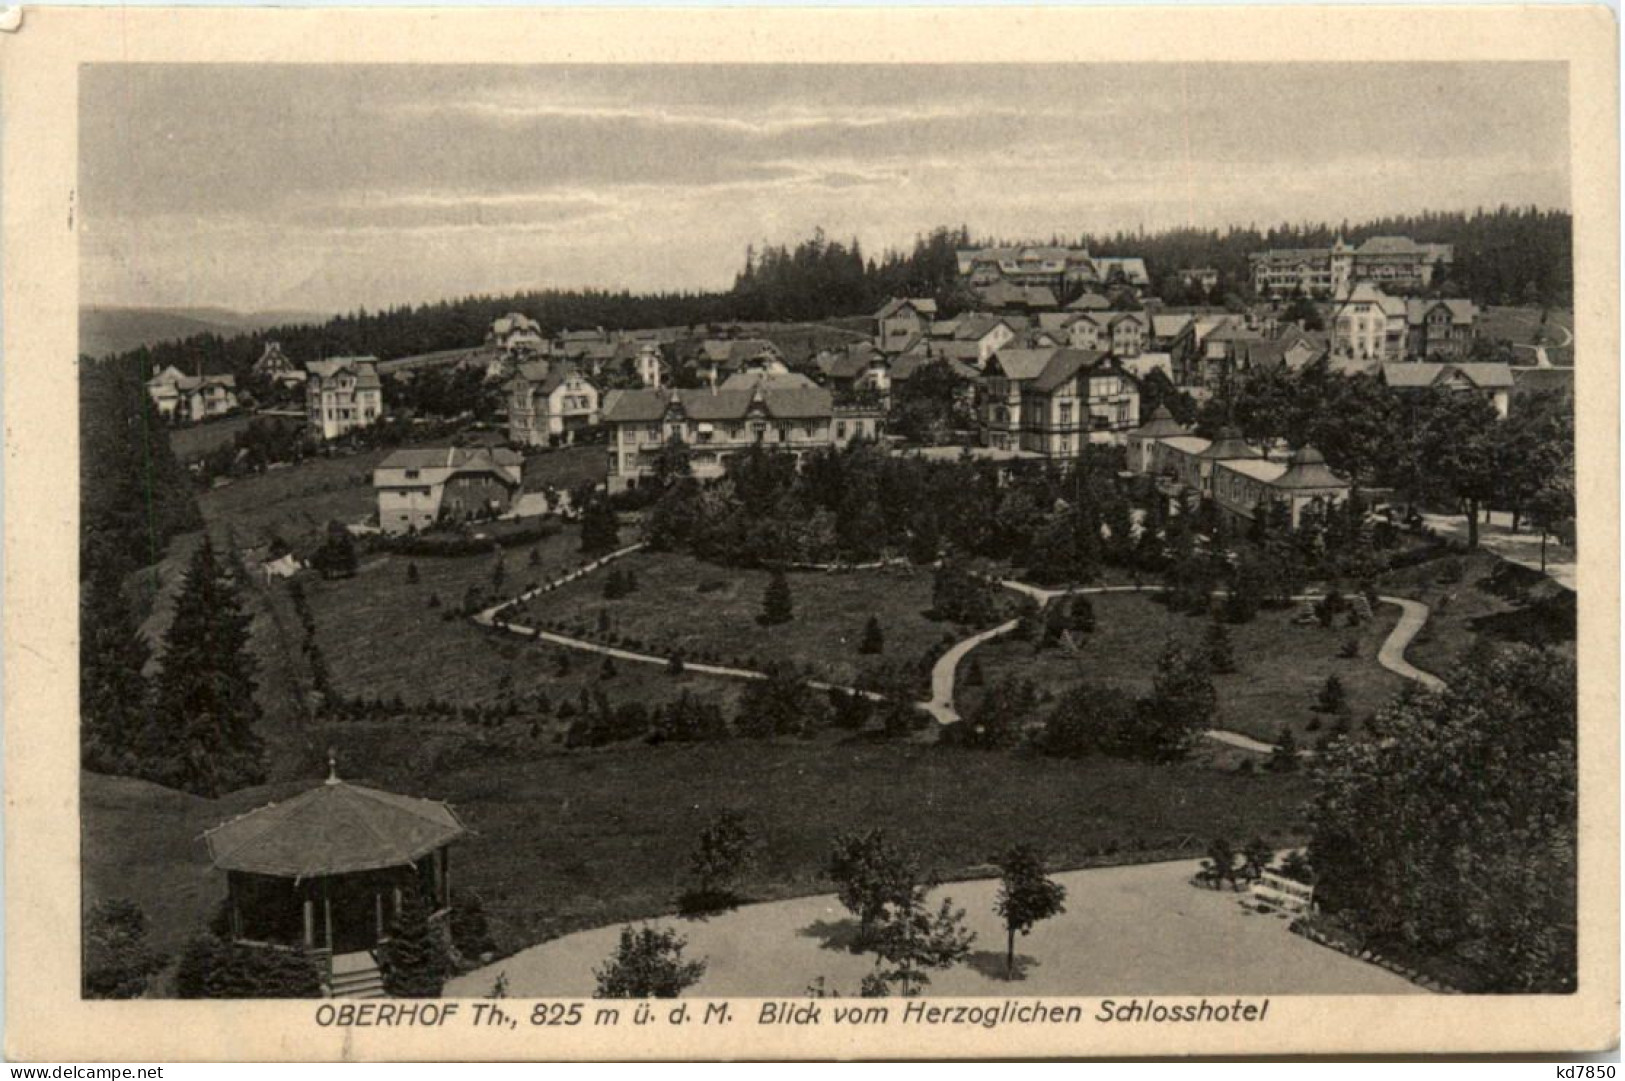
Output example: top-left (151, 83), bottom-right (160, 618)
top-left (203, 778), bottom-right (467, 880)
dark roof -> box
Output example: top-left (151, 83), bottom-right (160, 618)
top-left (1066, 292), bottom-right (1112, 311)
top-left (1405, 298), bottom-right (1478, 326)
top-left (1381, 362), bottom-right (1514, 390)
top-left (307, 356), bottom-right (382, 389)
top-left (1197, 426), bottom-right (1262, 461)
top-left (953, 314), bottom-right (1011, 341)
top-left (1271, 445), bottom-right (1348, 490)
top-left (510, 360), bottom-right (590, 395)
top-left (602, 384), bottom-right (834, 423)
top-left (876, 297), bottom-right (937, 320)
top-left (986, 347), bottom-right (1058, 382)
top-left (1030, 348), bottom-right (1111, 394)
top-left (204, 778), bottom-right (467, 878)
top-left (824, 351), bottom-right (875, 381)
top-left (1235, 339), bottom-right (1289, 369)
top-left (1127, 404), bottom-right (1189, 439)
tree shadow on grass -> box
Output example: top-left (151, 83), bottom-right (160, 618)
top-left (966, 950), bottom-right (1039, 983)
top-left (797, 918), bottom-right (867, 954)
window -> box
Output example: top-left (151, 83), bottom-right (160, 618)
top-left (836, 421), bottom-right (847, 439)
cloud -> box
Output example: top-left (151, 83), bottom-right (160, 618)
top-left (78, 62), bottom-right (1571, 312)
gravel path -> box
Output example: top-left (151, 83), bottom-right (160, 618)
top-left (447, 857), bottom-right (1420, 999)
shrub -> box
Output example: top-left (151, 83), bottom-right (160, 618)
top-left (828, 687), bottom-right (874, 731)
top-left (649, 692), bottom-right (729, 743)
top-left (450, 888), bottom-right (497, 961)
top-left (83, 899), bottom-right (166, 999)
top-left (593, 925), bottom-right (706, 999)
top-left (174, 935), bottom-right (324, 999)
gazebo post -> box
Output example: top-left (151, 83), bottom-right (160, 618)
top-left (302, 889), bottom-right (315, 949)
top-left (323, 879), bottom-right (333, 953)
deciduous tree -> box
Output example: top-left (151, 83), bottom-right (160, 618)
top-left (993, 845), bottom-right (1067, 979)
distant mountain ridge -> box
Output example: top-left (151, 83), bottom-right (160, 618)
top-left (80, 306), bottom-right (331, 360)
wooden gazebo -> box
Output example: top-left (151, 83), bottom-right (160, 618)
top-left (202, 761), bottom-right (467, 969)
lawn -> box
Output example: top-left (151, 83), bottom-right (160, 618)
top-left (1377, 548), bottom-right (1576, 678)
top-left (521, 443), bottom-right (607, 493)
top-left (1475, 305), bottom-right (1575, 366)
top-left (167, 413), bottom-right (260, 463)
top-left (957, 593), bottom-right (1410, 745)
top-left (298, 532), bottom-right (741, 716)
top-left (198, 446), bottom-right (394, 549)
top-left (81, 771), bottom-right (316, 969)
top-left (83, 733), bottom-right (1315, 979)
top-left (520, 551), bottom-right (970, 686)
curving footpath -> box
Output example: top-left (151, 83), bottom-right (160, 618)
top-left (1372, 595), bottom-right (1446, 692)
top-left (921, 618), bottom-right (1021, 724)
top-left (927, 580), bottom-right (1447, 749)
top-left (473, 549), bottom-right (1444, 744)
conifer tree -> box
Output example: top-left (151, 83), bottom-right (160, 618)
top-left (761, 569), bottom-right (794, 626)
top-left (80, 560), bottom-right (153, 775)
top-left (1315, 674), bottom-right (1348, 715)
top-left (1268, 726), bottom-right (1300, 772)
top-left (1204, 620), bottom-right (1238, 675)
top-left (580, 496), bottom-right (620, 556)
top-left (859, 615), bottom-right (885, 655)
top-left (379, 888), bottom-right (448, 998)
top-left (150, 535), bottom-right (266, 797)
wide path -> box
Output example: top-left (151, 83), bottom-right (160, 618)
top-left (447, 857), bottom-right (1418, 999)
top-left (1417, 511), bottom-right (1576, 592)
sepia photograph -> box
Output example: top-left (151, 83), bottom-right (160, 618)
top-left (2, 3), bottom-right (1615, 1062)
top-left (75, 57), bottom-right (1581, 1003)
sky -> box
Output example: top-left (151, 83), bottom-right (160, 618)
top-left (80, 63), bottom-right (1571, 315)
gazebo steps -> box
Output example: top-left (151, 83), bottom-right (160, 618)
top-left (330, 951), bottom-right (386, 999)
